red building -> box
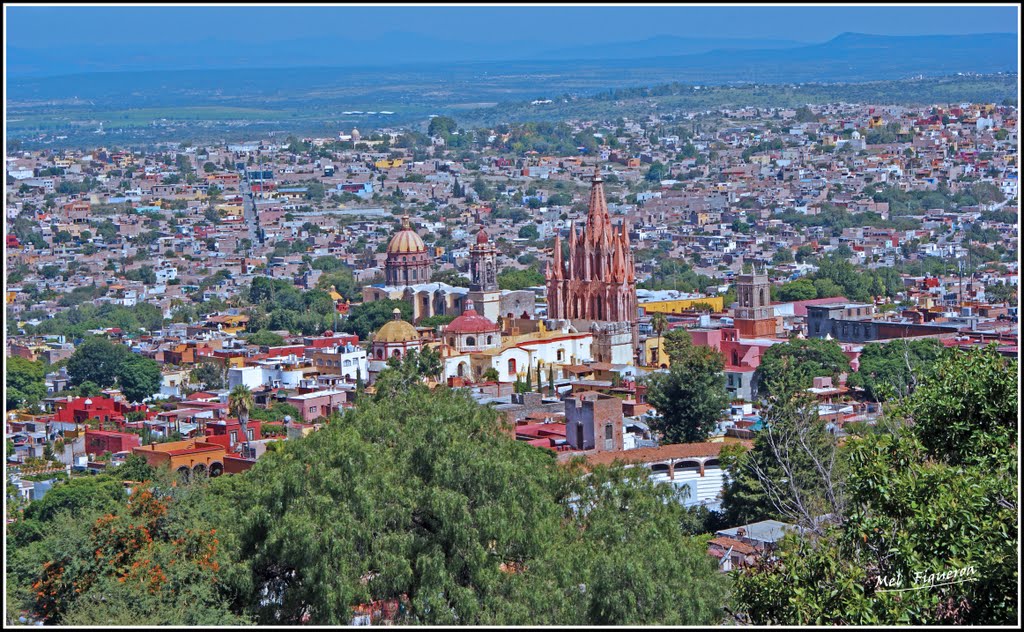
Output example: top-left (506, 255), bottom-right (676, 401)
top-left (303, 331), bottom-right (359, 349)
top-left (85, 429), bottom-right (142, 456)
top-left (545, 169), bottom-right (638, 349)
top-left (203, 418), bottom-right (263, 452)
top-left (52, 395), bottom-right (148, 427)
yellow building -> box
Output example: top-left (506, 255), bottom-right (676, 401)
top-left (642, 336), bottom-right (672, 368)
top-left (640, 296), bottom-right (724, 315)
top-left (374, 158), bottom-right (404, 169)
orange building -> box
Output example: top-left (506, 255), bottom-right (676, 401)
top-left (132, 439), bottom-right (227, 479)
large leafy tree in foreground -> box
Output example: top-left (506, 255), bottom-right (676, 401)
top-left (6, 459), bottom-right (248, 626)
top-left (10, 374), bottom-right (732, 625)
top-left (732, 344), bottom-right (1018, 625)
top-left (230, 385), bottom-right (730, 624)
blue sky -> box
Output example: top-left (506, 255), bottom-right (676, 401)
top-left (7, 4), bottom-right (1019, 49)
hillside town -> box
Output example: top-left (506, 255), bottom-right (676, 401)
top-left (5, 97), bottom-right (1019, 625)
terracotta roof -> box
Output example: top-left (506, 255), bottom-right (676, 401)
top-left (445, 303), bottom-right (499, 335)
top-left (583, 441), bottom-right (750, 469)
top-left (562, 364), bottom-right (593, 374)
top-left (708, 536), bottom-right (758, 556)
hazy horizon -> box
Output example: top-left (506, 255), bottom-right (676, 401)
top-left (5, 4), bottom-right (1018, 77)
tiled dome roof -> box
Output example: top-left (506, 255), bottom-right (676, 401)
top-left (445, 300), bottom-right (499, 334)
top-left (387, 215), bottom-right (426, 254)
top-left (374, 309), bottom-right (419, 343)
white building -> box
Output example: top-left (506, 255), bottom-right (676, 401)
top-left (228, 357), bottom-right (308, 390)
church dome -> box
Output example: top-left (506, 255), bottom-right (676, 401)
top-left (387, 215), bottom-right (426, 254)
top-left (476, 227), bottom-right (489, 244)
top-left (446, 300), bottom-right (499, 334)
top-left (374, 308), bottom-right (419, 343)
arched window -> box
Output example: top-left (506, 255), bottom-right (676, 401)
top-left (393, 349), bottom-right (401, 358)
top-left (487, 335), bottom-right (493, 345)
top-left (466, 336), bottom-right (476, 346)
top-left (557, 349), bottom-right (564, 361)
top-left (449, 337), bottom-right (455, 347)
top-left (376, 349), bottom-right (384, 359)
top-left (508, 358), bottom-right (517, 375)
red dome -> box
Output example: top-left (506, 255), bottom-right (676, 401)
top-left (446, 300), bottom-right (499, 334)
top-left (476, 227), bottom-right (489, 244)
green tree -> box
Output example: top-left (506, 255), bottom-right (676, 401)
top-left (6, 356), bottom-right (48, 410)
top-left (517, 223), bottom-right (540, 240)
top-left (190, 362), bottom-right (227, 391)
top-left (720, 386), bottom-right (845, 528)
top-left (645, 161), bottom-right (667, 182)
top-left (732, 345), bottom-right (1017, 625)
top-left (644, 329), bottom-right (730, 443)
top-left (66, 337), bottom-right (132, 389)
top-left (496, 267), bottom-right (545, 291)
top-left (427, 115), bottom-right (458, 139)
top-left (116, 355), bottom-right (162, 403)
top-left (844, 339), bottom-right (944, 402)
top-left (773, 278), bottom-right (817, 302)
top-left (756, 338), bottom-right (851, 397)
top-left (248, 276), bottom-right (276, 305)
top-left (246, 329), bottom-right (286, 347)
top-left (418, 314), bottom-right (456, 329)
top-left (902, 343), bottom-right (1016, 467)
top-left (812, 278), bottom-right (845, 299)
top-left (429, 269), bottom-right (471, 287)
top-left (346, 299), bottom-right (413, 341)
top-left (772, 248), bottom-right (795, 265)
top-left (984, 282), bottom-right (1016, 305)
top-left (225, 386), bottom-right (729, 624)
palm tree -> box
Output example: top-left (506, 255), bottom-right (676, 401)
top-left (651, 312), bottom-right (668, 338)
top-left (228, 384), bottom-right (255, 457)
top-left (651, 312), bottom-right (669, 366)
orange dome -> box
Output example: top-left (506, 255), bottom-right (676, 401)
top-left (387, 215), bottom-right (426, 254)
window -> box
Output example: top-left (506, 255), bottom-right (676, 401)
top-left (247, 429), bottom-right (254, 441)
top-left (557, 349), bottom-right (564, 361)
top-left (230, 430), bottom-right (237, 446)
top-left (604, 424), bottom-right (614, 450)
top-left (508, 358), bottom-right (516, 375)
top-left (487, 335), bottom-right (493, 345)
top-left (466, 336), bottom-right (475, 346)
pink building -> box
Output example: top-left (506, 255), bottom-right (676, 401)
top-left (286, 389), bottom-right (349, 421)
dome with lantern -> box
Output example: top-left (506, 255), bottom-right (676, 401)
top-left (371, 308), bottom-right (423, 361)
top-left (384, 215), bottom-right (432, 286)
top-left (443, 300), bottom-right (500, 353)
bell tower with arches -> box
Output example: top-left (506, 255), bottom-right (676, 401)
top-left (734, 268), bottom-right (776, 338)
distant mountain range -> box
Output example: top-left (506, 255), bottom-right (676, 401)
top-left (6, 32), bottom-right (1017, 110)
top-left (7, 31), bottom-right (1016, 79)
